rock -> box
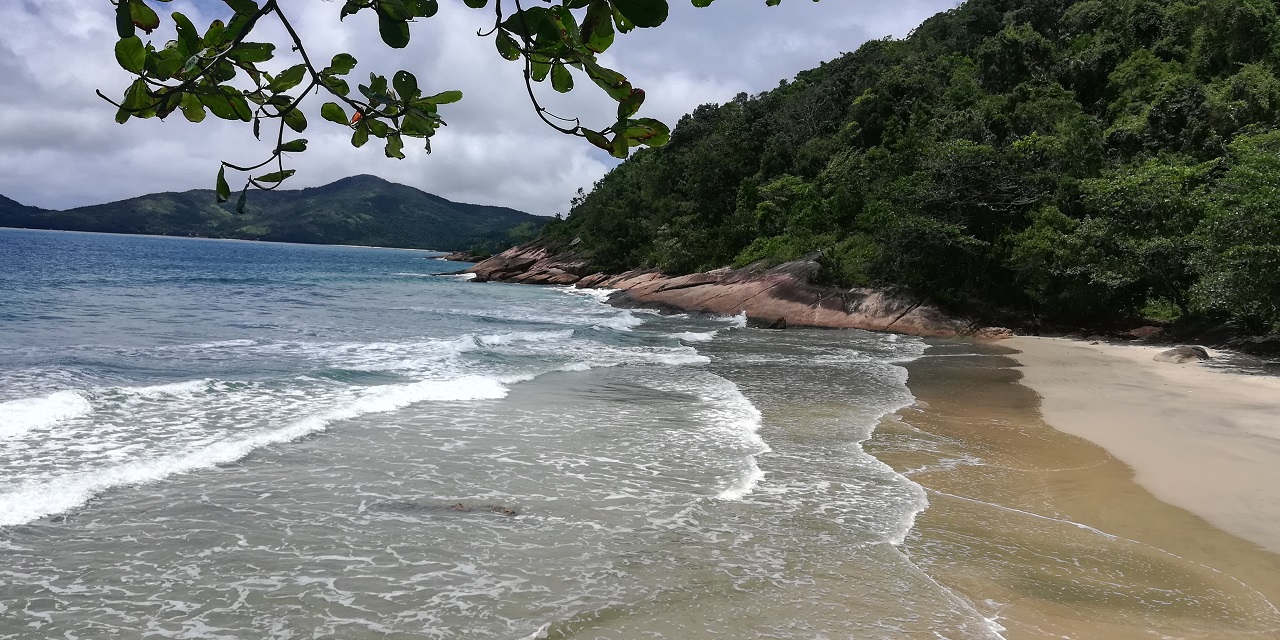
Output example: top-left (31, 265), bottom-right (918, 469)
top-left (1123, 325), bottom-right (1165, 340)
top-left (575, 273), bottom-right (610, 289)
top-left (1154, 346), bottom-right (1212, 364)
top-left (973, 326), bottom-right (1015, 340)
top-left (463, 241), bottom-right (974, 338)
top-left (436, 251), bottom-right (487, 262)
top-left (747, 315), bottom-right (787, 330)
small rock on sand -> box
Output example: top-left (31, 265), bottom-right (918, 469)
top-left (1154, 346), bottom-right (1212, 364)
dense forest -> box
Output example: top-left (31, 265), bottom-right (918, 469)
top-left (0, 175), bottom-right (544, 252)
top-left (549, 0), bottom-right (1280, 334)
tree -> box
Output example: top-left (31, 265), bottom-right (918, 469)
top-left (103, 0), bottom-right (814, 207)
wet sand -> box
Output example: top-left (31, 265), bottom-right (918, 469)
top-left (868, 340), bottom-right (1280, 639)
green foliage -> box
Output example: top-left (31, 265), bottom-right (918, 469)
top-left (0, 175), bottom-right (545, 251)
top-left (104, 0), bottom-right (808, 198)
top-left (553, 0), bottom-right (1280, 333)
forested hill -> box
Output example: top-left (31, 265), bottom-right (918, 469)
top-left (550, 0), bottom-right (1280, 334)
top-left (0, 175), bottom-right (545, 252)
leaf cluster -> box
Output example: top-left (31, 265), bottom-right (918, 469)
top-left (104, 0), bottom-right (810, 205)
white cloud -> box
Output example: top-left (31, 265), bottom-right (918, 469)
top-left (0, 0), bottom-right (956, 216)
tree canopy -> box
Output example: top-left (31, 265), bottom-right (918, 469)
top-left (548, 0), bottom-right (1280, 334)
top-left (104, 0), bottom-right (813, 208)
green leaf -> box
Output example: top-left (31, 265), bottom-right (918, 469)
top-left (496, 32), bottom-right (521, 61)
top-left (352, 123), bottom-right (370, 147)
top-left (114, 36), bottom-right (146, 75)
top-left (582, 1), bottom-right (615, 53)
top-left (393, 70), bottom-right (419, 100)
top-left (171, 11), bottom-right (200, 57)
top-left (227, 42), bottom-right (275, 63)
top-left (385, 133), bottom-right (405, 159)
top-left (121, 78), bottom-right (153, 111)
top-left (423, 90), bottom-right (463, 105)
top-left (269, 64), bottom-right (307, 92)
top-left (129, 0), bottom-right (161, 34)
top-left (325, 53), bottom-right (357, 75)
top-left (116, 1), bottom-right (135, 38)
top-left (583, 128), bottom-right (611, 151)
top-left (551, 63), bottom-right (573, 93)
top-left (406, 0), bottom-right (439, 17)
top-left (378, 15), bottom-right (411, 48)
top-left (611, 0), bottom-right (668, 28)
top-left (180, 92), bottom-right (207, 123)
top-left (463, 0), bottom-right (487, 7)
top-left (236, 185), bottom-right (248, 214)
top-left (223, 0), bottom-right (260, 16)
top-left (321, 102), bottom-right (349, 125)
top-left (282, 107), bottom-right (308, 132)
top-left (617, 87), bottom-right (644, 119)
top-left (216, 166), bottom-right (231, 203)
top-left (277, 138), bottom-right (308, 153)
top-left (255, 169), bottom-right (296, 184)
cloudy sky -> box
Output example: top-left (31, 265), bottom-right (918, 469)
top-left (0, 0), bottom-right (957, 216)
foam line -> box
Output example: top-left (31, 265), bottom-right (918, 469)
top-left (0, 375), bottom-right (512, 528)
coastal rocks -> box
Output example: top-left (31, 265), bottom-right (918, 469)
top-left (463, 241), bottom-right (1006, 339)
top-left (1155, 346), bottom-right (1212, 364)
top-left (436, 250), bottom-right (487, 262)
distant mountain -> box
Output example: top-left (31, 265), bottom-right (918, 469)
top-left (0, 175), bottom-right (546, 251)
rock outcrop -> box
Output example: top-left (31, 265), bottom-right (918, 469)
top-left (1154, 346), bottom-right (1212, 364)
top-left (465, 241), bottom-right (1010, 339)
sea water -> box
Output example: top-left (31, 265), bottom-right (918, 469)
top-left (0, 228), bottom-right (1000, 638)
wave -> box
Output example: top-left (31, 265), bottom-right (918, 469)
top-left (674, 330), bottom-right (718, 343)
top-left (0, 374), bottom-right (516, 528)
top-left (115, 379), bottom-right (211, 399)
top-left (474, 330), bottom-right (575, 347)
top-left (702, 377), bottom-right (771, 501)
top-left (592, 310), bottom-right (646, 332)
top-left (0, 391), bottom-right (93, 438)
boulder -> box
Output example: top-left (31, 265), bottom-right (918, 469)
top-left (1154, 346), bottom-right (1212, 364)
top-left (1123, 325), bottom-right (1165, 340)
top-left (747, 315), bottom-right (787, 330)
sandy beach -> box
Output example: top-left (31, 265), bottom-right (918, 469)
top-left (868, 338), bottom-right (1280, 639)
top-left (1006, 337), bottom-right (1280, 555)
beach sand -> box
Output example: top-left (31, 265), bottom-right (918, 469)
top-left (866, 339), bottom-right (1280, 638)
top-left (1005, 337), bottom-right (1280, 555)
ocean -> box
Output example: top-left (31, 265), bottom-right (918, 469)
top-left (0, 228), bottom-right (1004, 639)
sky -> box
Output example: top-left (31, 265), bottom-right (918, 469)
top-left (0, 0), bottom-right (958, 216)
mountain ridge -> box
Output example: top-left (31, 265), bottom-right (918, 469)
top-left (0, 175), bottom-right (545, 252)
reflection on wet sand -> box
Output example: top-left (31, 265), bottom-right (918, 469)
top-left (870, 341), bottom-right (1280, 639)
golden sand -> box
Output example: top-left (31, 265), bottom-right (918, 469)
top-left (869, 341), bottom-right (1280, 639)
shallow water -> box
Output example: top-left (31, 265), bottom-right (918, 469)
top-left (0, 229), bottom-right (993, 639)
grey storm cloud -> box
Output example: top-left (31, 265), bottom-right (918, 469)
top-left (0, 0), bottom-right (957, 216)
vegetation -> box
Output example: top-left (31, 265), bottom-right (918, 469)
top-left (549, 0), bottom-right (1280, 334)
top-left (105, 0), bottom-right (805, 204)
top-left (0, 175), bottom-right (545, 251)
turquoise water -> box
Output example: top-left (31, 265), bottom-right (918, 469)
top-left (0, 229), bottom-right (1000, 639)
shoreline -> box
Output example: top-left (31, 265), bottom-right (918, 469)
top-left (1005, 336), bottom-right (1280, 555)
top-left (871, 339), bottom-right (1280, 638)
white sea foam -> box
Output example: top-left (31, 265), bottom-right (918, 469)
top-left (592, 310), bottom-right (646, 332)
top-left (647, 373), bottom-right (770, 501)
top-left (474, 330), bottom-right (575, 346)
top-left (555, 286), bottom-right (617, 303)
top-left (0, 374), bottom-right (516, 528)
top-left (117, 379), bottom-right (211, 398)
top-left (674, 330), bottom-right (718, 343)
top-left (0, 391), bottom-right (93, 438)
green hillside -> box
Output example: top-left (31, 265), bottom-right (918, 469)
top-left (550, 0), bottom-right (1280, 334)
top-left (0, 175), bottom-right (545, 252)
